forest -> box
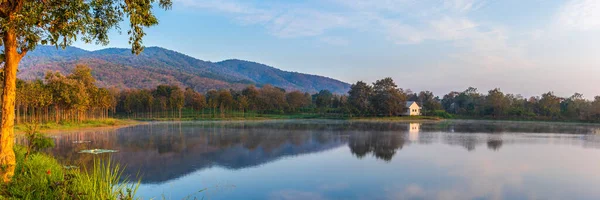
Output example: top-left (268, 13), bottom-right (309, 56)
top-left (9, 65), bottom-right (600, 124)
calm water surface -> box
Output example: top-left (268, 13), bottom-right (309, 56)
top-left (43, 120), bottom-right (600, 200)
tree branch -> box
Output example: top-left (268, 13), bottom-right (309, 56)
top-left (17, 49), bottom-right (26, 60)
top-left (12, 0), bottom-right (24, 14)
top-left (0, 1), bottom-right (8, 17)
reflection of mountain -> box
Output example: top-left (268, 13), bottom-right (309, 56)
top-left (115, 134), bottom-right (346, 183)
top-left (38, 120), bottom-right (600, 184)
top-left (47, 123), bottom-right (349, 183)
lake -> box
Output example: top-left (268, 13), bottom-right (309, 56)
top-left (43, 120), bottom-right (600, 200)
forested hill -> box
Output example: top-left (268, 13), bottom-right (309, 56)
top-left (18, 46), bottom-right (350, 93)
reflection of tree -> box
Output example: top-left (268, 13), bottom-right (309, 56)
top-left (25, 120), bottom-right (600, 184)
top-left (40, 123), bottom-right (349, 183)
top-left (428, 121), bottom-right (596, 134)
top-left (348, 132), bottom-right (406, 161)
top-left (487, 139), bottom-right (503, 151)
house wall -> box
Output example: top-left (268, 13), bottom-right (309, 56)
top-left (405, 103), bottom-right (421, 116)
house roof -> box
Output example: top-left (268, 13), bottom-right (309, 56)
top-left (406, 101), bottom-right (420, 107)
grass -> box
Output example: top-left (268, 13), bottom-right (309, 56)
top-left (0, 146), bottom-right (139, 200)
top-left (15, 118), bottom-right (139, 133)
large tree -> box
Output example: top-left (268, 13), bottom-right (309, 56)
top-left (347, 81), bottom-right (372, 116)
top-left (538, 91), bottom-right (561, 118)
top-left (314, 90), bottom-right (333, 111)
top-left (485, 88), bottom-right (509, 117)
top-left (417, 91), bottom-right (441, 115)
top-left (286, 90), bottom-right (310, 113)
top-left (371, 77), bottom-right (406, 116)
top-left (0, 0), bottom-right (172, 182)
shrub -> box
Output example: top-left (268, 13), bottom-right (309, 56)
top-left (431, 110), bottom-right (453, 119)
top-left (0, 146), bottom-right (139, 200)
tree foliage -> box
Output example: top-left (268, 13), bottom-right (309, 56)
top-left (0, 0), bottom-right (172, 182)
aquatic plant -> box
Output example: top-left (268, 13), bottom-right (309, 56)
top-left (78, 149), bottom-right (119, 154)
top-left (0, 146), bottom-right (139, 199)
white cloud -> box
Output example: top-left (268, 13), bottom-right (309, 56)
top-left (429, 16), bottom-right (478, 40)
top-left (176, 0), bottom-right (536, 78)
top-left (378, 18), bottom-right (426, 44)
top-left (443, 0), bottom-right (488, 13)
top-left (176, 0), bottom-right (255, 14)
top-left (175, 0), bottom-right (492, 44)
top-left (266, 10), bottom-right (350, 38)
top-left (176, 0), bottom-right (353, 38)
top-left (557, 0), bottom-right (600, 31)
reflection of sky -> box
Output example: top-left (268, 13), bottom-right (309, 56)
top-left (137, 141), bottom-right (600, 200)
top-left (41, 120), bottom-right (600, 200)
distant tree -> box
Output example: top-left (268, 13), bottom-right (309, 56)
top-left (68, 65), bottom-right (96, 90)
top-left (561, 93), bottom-right (590, 120)
top-left (538, 92), bottom-right (561, 118)
top-left (257, 85), bottom-right (287, 113)
top-left (348, 81), bottom-right (373, 116)
top-left (96, 88), bottom-right (115, 119)
top-left (45, 71), bottom-right (88, 122)
top-left (137, 89), bottom-right (154, 117)
top-left (441, 91), bottom-right (460, 113)
top-left (417, 91), bottom-right (441, 115)
top-left (217, 89), bottom-right (234, 117)
top-left (242, 86), bottom-right (260, 110)
top-left (454, 87), bottom-right (483, 115)
top-left (314, 90), bottom-right (333, 112)
top-left (184, 88), bottom-right (206, 111)
top-left (505, 94), bottom-right (531, 117)
top-left (170, 87), bottom-right (184, 118)
top-left (592, 96), bottom-right (600, 122)
top-left (237, 95), bottom-right (249, 116)
top-left (286, 91), bottom-right (310, 113)
top-left (485, 88), bottom-right (509, 117)
top-left (371, 78), bottom-right (406, 116)
top-left (206, 90), bottom-right (219, 117)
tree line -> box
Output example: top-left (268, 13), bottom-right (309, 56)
top-left (438, 87), bottom-right (600, 122)
top-left (14, 65), bottom-right (116, 124)
top-left (9, 66), bottom-right (600, 123)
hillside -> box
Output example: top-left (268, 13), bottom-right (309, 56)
top-left (18, 46), bottom-right (350, 93)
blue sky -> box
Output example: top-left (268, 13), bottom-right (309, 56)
top-left (73, 0), bottom-right (600, 98)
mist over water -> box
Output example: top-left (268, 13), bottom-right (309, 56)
top-left (40, 120), bottom-right (600, 200)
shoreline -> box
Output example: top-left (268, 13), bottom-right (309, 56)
top-left (18, 116), bottom-right (600, 134)
top-left (15, 119), bottom-right (144, 134)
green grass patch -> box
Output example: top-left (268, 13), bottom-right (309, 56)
top-left (15, 119), bottom-right (139, 133)
top-left (0, 146), bottom-right (138, 200)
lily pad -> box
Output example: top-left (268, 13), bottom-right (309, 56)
top-left (78, 149), bottom-right (119, 154)
top-left (63, 165), bottom-right (79, 169)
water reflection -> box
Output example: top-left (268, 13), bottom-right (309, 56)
top-left (34, 120), bottom-right (600, 184)
top-left (27, 120), bottom-right (600, 199)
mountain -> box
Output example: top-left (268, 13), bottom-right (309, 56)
top-left (18, 46), bottom-right (351, 93)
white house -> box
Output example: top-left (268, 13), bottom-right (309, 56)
top-left (404, 101), bottom-right (421, 116)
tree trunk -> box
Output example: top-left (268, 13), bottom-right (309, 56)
top-left (0, 30), bottom-right (21, 182)
top-left (55, 105), bottom-right (60, 123)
